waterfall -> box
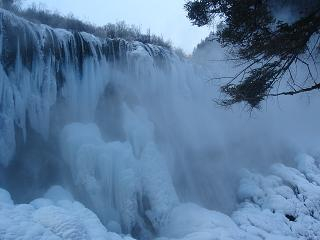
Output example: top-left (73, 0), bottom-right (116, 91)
top-left (0, 8), bottom-right (202, 238)
top-left (1, 8), bottom-right (320, 240)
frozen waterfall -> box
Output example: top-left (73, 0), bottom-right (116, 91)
top-left (1, 8), bottom-right (320, 240)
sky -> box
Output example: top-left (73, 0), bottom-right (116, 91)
top-left (23, 0), bottom-right (211, 54)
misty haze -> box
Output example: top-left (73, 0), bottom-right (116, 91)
top-left (0, 0), bottom-right (320, 240)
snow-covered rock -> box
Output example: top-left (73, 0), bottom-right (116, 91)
top-left (233, 154), bottom-right (320, 240)
top-left (158, 203), bottom-right (253, 240)
top-left (0, 186), bottom-right (134, 240)
top-left (1, 154), bottom-right (320, 240)
top-left (155, 154), bottom-right (320, 240)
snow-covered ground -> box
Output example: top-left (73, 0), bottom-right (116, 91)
top-left (157, 153), bottom-right (320, 240)
top-left (1, 153), bottom-right (320, 239)
top-left (0, 186), bottom-right (134, 240)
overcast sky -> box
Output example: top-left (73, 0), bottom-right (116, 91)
top-left (23, 0), bottom-right (211, 54)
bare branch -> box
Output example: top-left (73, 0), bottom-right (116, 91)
top-left (269, 82), bottom-right (320, 96)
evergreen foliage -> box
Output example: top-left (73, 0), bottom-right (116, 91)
top-left (186, 0), bottom-right (320, 108)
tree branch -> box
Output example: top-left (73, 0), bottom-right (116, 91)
top-left (269, 82), bottom-right (320, 96)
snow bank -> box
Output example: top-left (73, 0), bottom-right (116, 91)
top-left (233, 154), bottom-right (320, 240)
top-left (0, 186), bottom-right (134, 240)
top-left (155, 154), bottom-right (320, 240)
top-left (158, 203), bottom-right (250, 240)
top-left (1, 154), bottom-right (320, 240)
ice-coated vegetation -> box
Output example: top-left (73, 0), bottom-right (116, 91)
top-left (1, 8), bottom-right (320, 240)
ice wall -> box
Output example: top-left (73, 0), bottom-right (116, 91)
top-left (0, 8), bottom-right (190, 238)
top-left (0, 9), bottom-right (172, 167)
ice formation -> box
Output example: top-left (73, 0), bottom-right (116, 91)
top-left (2, 154), bottom-right (320, 240)
top-left (1, 8), bottom-right (320, 240)
top-left (156, 154), bottom-right (320, 240)
top-left (0, 8), bottom-right (177, 167)
top-left (0, 186), bottom-right (134, 240)
top-left (233, 154), bottom-right (320, 240)
top-left (60, 120), bottom-right (178, 238)
top-left (0, 8), bottom-right (193, 238)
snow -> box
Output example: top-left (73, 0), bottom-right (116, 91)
top-left (233, 154), bottom-right (320, 240)
top-left (0, 188), bottom-right (13, 205)
top-left (158, 203), bottom-right (248, 240)
top-left (44, 186), bottom-right (74, 203)
top-left (0, 186), bottom-right (134, 240)
top-left (1, 154), bottom-right (320, 240)
top-left (158, 154), bottom-right (320, 240)
top-left (156, 154), bottom-right (320, 240)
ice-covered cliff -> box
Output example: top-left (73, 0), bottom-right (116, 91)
top-left (0, 8), bottom-right (174, 167)
top-left (0, 8), bottom-right (198, 239)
